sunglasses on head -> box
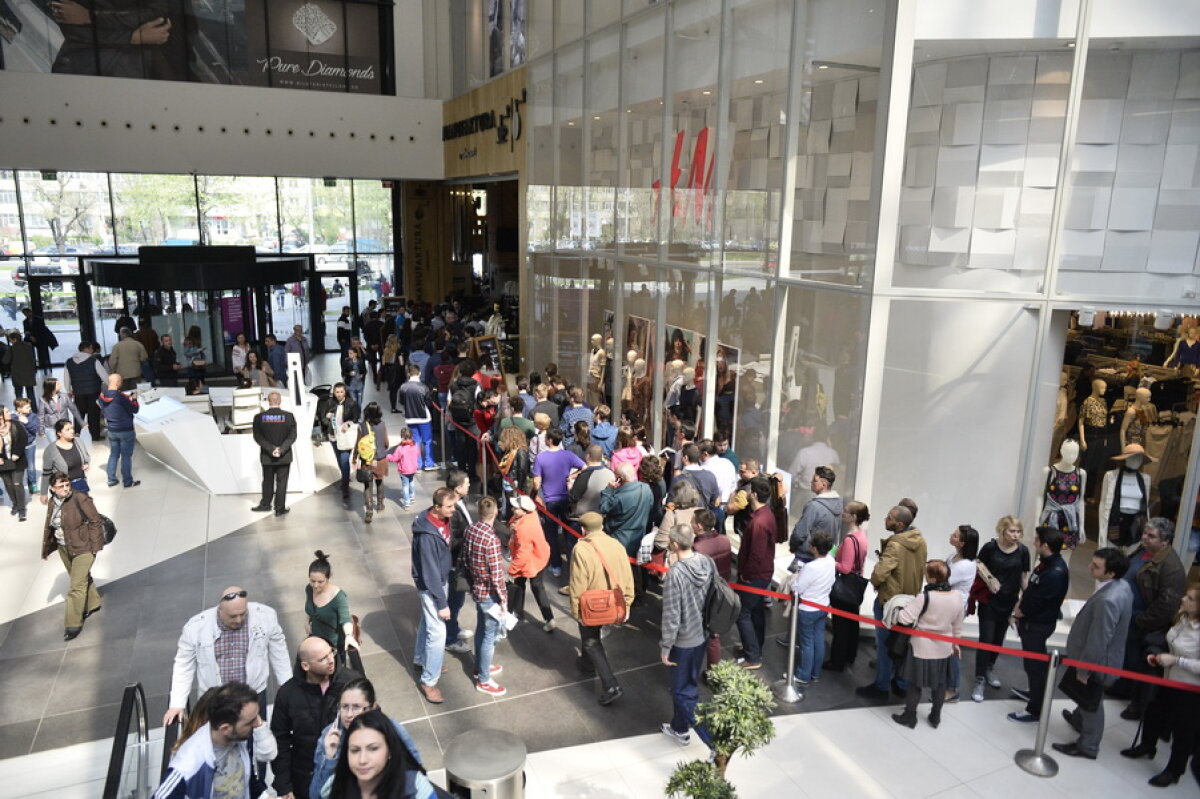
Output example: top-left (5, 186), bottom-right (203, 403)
top-left (221, 590), bottom-right (248, 602)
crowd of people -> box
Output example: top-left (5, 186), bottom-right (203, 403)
top-left (6, 299), bottom-right (1199, 796)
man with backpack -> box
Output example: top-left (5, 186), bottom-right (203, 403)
top-left (659, 524), bottom-right (718, 750)
top-left (447, 360), bottom-right (480, 483)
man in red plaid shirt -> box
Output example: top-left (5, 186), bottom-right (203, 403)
top-left (463, 496), bottom-right (509, 696)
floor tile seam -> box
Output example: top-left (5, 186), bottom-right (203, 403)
top-left (27, 647), bottom-right (69, 756)
top-left (395, 659), bottom-right (665, 726)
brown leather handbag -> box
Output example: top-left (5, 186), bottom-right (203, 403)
top-left (578, 539), bottom-right (627, 627)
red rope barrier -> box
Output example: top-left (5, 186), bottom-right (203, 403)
top-left (428, 401), bottom-right (1200, 695)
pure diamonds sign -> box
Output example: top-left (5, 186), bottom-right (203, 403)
top-left (0, 0), bottom-right (386, 95)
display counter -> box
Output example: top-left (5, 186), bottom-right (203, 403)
top-left (132, 389), bottom-right (318, 496)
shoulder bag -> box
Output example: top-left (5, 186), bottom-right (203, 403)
top-left (886, 591), bottom-right (929, 664)
top-left (577, 539), bottom-right (627, 627)
top-left (829, 535), bottom-right (869, 610)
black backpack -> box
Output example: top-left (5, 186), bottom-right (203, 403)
top-left (449, 385), bottom-right (475, 424)
top-left (703, 568), bottom-right (741, 636)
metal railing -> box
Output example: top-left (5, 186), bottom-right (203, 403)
top-left (102, 683), bottom-right (151, 799)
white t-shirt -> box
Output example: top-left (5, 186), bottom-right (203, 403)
top-left (702, 455), bottom-right (738, 503)
top-left (946, 554), bottom-right (977, 610)
top-left (791, 555), bottom-right (837, 613)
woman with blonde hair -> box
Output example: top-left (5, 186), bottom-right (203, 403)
top-left (970, 515), bottom-right (1031, 702)
top-left (529, 412), bottom-right (551, 460)
top-left (381, 334), bottom-right (404, 412)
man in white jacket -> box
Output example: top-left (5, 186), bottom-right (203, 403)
top-left (163, 587), bottom-right (292, 726)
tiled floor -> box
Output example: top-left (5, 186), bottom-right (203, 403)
top-left (0, 357), bottom-right (1195, 797)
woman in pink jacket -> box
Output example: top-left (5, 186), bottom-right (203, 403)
top-left (891, 559), bottom-right (964, 730)
top-left (507, 495), bottom-right (556, 631)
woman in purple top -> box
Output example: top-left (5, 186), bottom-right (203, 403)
top-left (530, 428), bottom-right (585, 576)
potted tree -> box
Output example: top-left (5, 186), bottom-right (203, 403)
top-left (664, 660), bottom-right (777, 798)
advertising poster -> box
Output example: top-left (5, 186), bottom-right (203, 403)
top-left (0, 0), bottom-right (383, 94)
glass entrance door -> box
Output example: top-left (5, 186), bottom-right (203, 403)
top-left (312, 272), bottom-right (358, 353)
top-left (28, 276), bottom-right (92, 368)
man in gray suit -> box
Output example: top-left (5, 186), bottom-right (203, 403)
top-left (1052, 547), bottom-right (1134, 760)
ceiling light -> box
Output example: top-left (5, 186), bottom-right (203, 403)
top-left (753, 79), bottom-right (764, 84)
top-left (817, 64), bottom-right (829, 70)
top-left (702, 90), bottom-right (711, 95)
top-left (593, 116), bottom-right (600, 120)
top-left (567, 121), bottom-right (574, 126)
top-left (1066, 42), bottom-right (1076, 48)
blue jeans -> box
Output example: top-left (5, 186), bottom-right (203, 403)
top-left (474, 598), bottom-right (501, 682)
top-left (334, 447), bottom-right (351, 489)
top-left (735, 578), bottom-right (771, 664)
top-left (795, 610), bottom-right (827, 683)
top-left (106, 429), bottom-right (136, 485)
top-left (873, 597), bottom-right (891, 690)
top-left (410, 422), bottom-right (435, 468)
top-left (24, 442), bottom-right (37, 491)
top-left (414, 588), bottom-right (447, 686)
top-left (399, 473), bottom-right (415, 505)
top-left (669, 642), bottom-right (714, 749)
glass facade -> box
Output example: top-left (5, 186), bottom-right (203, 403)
top-left (523, 0), bottom-right (1200, 558)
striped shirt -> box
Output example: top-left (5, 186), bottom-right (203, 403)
top-left (214, 616), bottom-right (249, 685)
top-left (463, 521), bottom-right (508, 605)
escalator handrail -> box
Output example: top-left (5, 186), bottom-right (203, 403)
top-left (102, 682), bottom-right (149, 799)
top-left (161, 715), bottom-right (183, 782)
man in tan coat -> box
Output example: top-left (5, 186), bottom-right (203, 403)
top-left (107, 327), bottom-right (148, 390)
top-left (857, 505), bottom-right (927, 699)
top-left (569, 511), bottom-right (635, 706)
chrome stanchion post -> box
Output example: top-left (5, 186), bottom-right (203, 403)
top-left (772, 593), bottom-right (803, 704)
top-left (439, 407), bottom-right (448, 471)
top-left (1015, 649), bottom-right (1061, 778)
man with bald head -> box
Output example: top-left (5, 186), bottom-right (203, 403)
top-left (857, 504), bottom-right (927, 699)
top-left (252, 391), bottom-right (298, 516)
top-left (164, 587), bottom-right (291, 726)
top-left (271, 636), bottom-right (360, 799)
top-left (98, 371), bottom-right (140, 488)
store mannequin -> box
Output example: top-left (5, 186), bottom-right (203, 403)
top-left (676, 366), bottom-right (699, 424)
top-left (663, 359), bottom-right (686, 408)
top-left (588, 334), bottom-right (607, 405)
top-left (1120, 386), bottom-right (1157, 449)
top-left (1040, 439), bottom-right (1086, 556)
top-left (1099, 443), bottom-right (1155, 552)
top-left (1078, 378), bottom-right (1109, 501)
top-left (631, 357), bottom-right (651, 419)
top-left (621, 349), bottom-right (638, 406)
top-left (1164, 323), bottom-right (1200, 375)
top-left (485, 304), bottom-right (506, 338)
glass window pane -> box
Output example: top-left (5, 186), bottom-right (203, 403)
top-left (353, 180), bottom-right (394, 253)
top-left (16, 171), bottom-right (110, 270)
top-left (555, 0), bottom-right (584, 47)
top-left (111, 173), bottom-right (200, 250)
top-left (585, 32), bottom-right (621, 252)
top-left (529, 0), bottom-right (554, 59)
top-left (667, 0), bottom-right (722, 266)
top-left (722, 0), bottom-right (793, 276)
top-left (0, 170), bottom-right (24, 255)
top-left (619, 10), bottom-right (666, 255)
top-left (1054, 34), bottom-right (1200, 299)
top-left (587, 0), bottom-right (620, 33)
top-left (554, 44), bottom-right (585, 251)
top-left (620, 262), bottom-right (660, 434)
top-left (528, 59), bottom-right (555, 251)
top-left (894, 22), bottom-right (1074, 291)
top-left (785, 0), bottom-right (884, 285)
top-left (195, 176), bottom-right (279, 251)
top-left (280, 178), bottom-right (353, 269)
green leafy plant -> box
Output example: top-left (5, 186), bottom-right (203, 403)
top-left (664, 660), bottom-right (777, 797)
top-left (665, 761), bottom-right (736, 799)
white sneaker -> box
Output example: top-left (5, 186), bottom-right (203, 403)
top-left (971, 678), bottom-right (985, 703)
top-left (543, 618), bottom-right (556, 632)
top-left (986, 668), bottom-right (1002, 689)
top-left (458, 629), bottom-right (474, 640)
top-left (661, 723), bottom-right (691, 746)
